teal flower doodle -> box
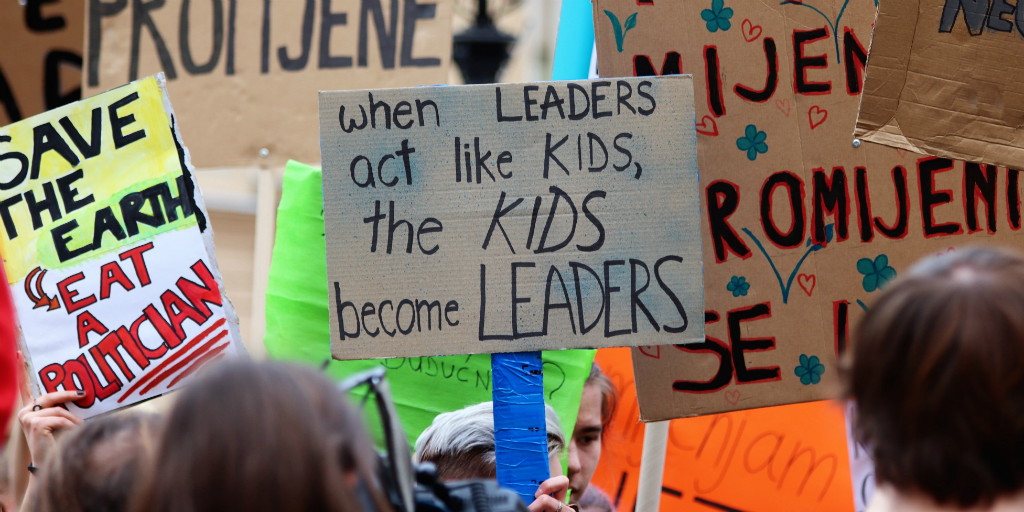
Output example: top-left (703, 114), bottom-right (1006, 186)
top-left (604, 11), bottom-right (638, 53)
top-left (726, 276), bottom-right (750, 297)
top-left (701, 0), bottom-right (733, 32)
top-left (857, 254), bottom-right (897, 292)
top-left (736, 124), bottom-right (768, 161)
top-left (795, 354), bottom-right (825, 385)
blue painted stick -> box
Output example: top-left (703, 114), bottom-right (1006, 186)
top-left (492, 351), bottom-right (549, 506)
top-left (493, 2), bottom-right (593, 504)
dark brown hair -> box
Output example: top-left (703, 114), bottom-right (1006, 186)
top-left (31, 412), bottom-right (159, 512)
top-left (131, 361), bottom-right (389, 512)
top-left (844, 246), bottom-right (1024, 507)
top-left (586, 363), bottom-right (617, 429)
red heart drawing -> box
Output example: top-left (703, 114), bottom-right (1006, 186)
top-left (741, 19), bottom-right (762, 42)
top-left (937, 247), bottom-right (955, 256)
top-left (775, 98), bottom-right (791, 117)
top-left (798, 274), bottom-right (816, 296)
top-left (808, 106), bottom-right (828, 129)
top-left (725, 390), bottom-right (740, 405)
top-left (696, 115), bottom-right (719, 136)
top-left (896, 149), bottom-right (907, 158)
top-left (639, 346), bottom-right (660, 359)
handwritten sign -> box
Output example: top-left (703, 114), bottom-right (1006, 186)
top-left (319, 77), bottom-right (703, 359)
top-left (0, 75), bottom-right (245, 418)
top-left (855, 0), bottom-right (1024, 169)
top-left (83, 0), bottom-right (453, 168)
top-left (589, 347), bottom-right (856, 512)
top-left (593, 0), bottom-right (1024, 420)
top-left (0, 0), bottom-right (83, 125)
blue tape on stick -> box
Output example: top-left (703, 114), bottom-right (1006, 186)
top-left (492, 351), bottom-right (549, 506)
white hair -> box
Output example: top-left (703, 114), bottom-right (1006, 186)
top-left (413, 401), bottom-right (565, 469)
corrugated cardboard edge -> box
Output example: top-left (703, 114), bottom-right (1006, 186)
top-left (853, 0), bottom-right (917, 149)
top-left (855, 0), bottom-right (1024, 168)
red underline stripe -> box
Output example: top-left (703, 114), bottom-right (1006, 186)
top-left (166, 347), bottom-right (228, 389)
top-left (118, 318), bottom-right (227, 403)
top-left (140, 331), bottom-right (227, 396)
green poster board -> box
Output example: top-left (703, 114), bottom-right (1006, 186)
top-left (263, 160), bottom-right (595, 463)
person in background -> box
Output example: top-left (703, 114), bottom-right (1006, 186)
top-left (28, 412), bottom-right (159, 512)
top-left (575, 486), bottom-right (612, 512)
top-left (566, 363), bottom-right (617, 506)
top-left (414, 401), bottom-right (570, 512)
top-left (130, 361), bottom-right (389, 512)
top-left (845, 247), bottom-right (1024, 512)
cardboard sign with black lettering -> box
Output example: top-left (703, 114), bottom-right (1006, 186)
top-left (855, 0), bottom-right (1024, 169)
top-left (319, 77), bottom-right (703, 360)
top-left (84, 0), bottom-right (453, 168)
top-left (0, 0), bottom-right (84, 125)
top-left (0, 75), bottom-right (246, 418)
top-left (593, 0), bottom-right (1024, 421)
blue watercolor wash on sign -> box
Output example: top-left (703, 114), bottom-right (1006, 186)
top-left (857, 255), bottom-right (896, 292)
top-left (702, 0), bottom-right (734, 32)
top-left (795, 354), bottom-right (825, 385)
top-left (736, 124), bottom-right (767, 161)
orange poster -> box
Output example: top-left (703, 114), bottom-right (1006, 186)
top-left (590, 348), bottom-right (854, 512)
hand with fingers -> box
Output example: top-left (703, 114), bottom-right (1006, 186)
top-left (17, 383), bottom-right (85, 471)
top-left (528, 475), bottom-right (570, 512)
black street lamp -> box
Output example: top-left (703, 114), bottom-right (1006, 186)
top-left (452, 0), bottom-right (516, 84)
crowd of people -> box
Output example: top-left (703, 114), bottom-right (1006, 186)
top-left (0, 351), bottom-right (618, 512)
top-left (1, 246), bottom-right (1024, 512)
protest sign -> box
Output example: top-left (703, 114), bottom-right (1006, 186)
top-left (0, 75), bottom-right (245, 418)
top-left (83, 0), bottom-right (453, 168)
top-left (593, 0), bottom-right (1024, 420)
top-left (855, 0), bottom-right (1024, 170)
top-left (589, 347), bottom-right (855, 512)
top-left (263, 160), bottom-right (595, 453)
top-left (0, 0), bottom-right (84, 125)
top-left (319, 77), bottom-right (704, 360)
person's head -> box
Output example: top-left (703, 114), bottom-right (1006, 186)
top-left (413, 401), bottom-right (565, 482)
top-left (845, 246), bottom-right (1024, 507)
top-left (131, 361), bottom-right (388, 512)
top-left (30, 412), bottom-right (159, 512)
top-left (567, 363), bottom-right (617, 503)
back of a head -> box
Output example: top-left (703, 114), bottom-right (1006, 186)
top-left (845, 246), bottom-right (1024, 507)
top-left (32, 412), bottom-right (159, 512)
top-left (414, 402), bottom-right (564, 482)
top-left (132, 361), bottom-right (379, 512)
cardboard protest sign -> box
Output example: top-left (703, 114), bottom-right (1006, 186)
top-left (593, 0), bottom-right (1024, 420)
top-left (83, 0), bottom-right (453, 168)
top-left (319, 77), bottom-right (703, 360)
top-left (0, 75), bottom-right (245, 418)
top-left (589, 347), bottom-right (855, 512)
top-left (0, 0), bottom-right (84, 125)
top-left (263, 160), bottom-right (595, 455)
top-left (854, 0), bottom-right (1024, 170)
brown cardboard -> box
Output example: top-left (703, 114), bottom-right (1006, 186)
top-left (594, 0), bottom-right (1024, 421)
top-left (83, 0), bottom-right (452, 168)
top-left (0, 0), bottom-right (84, 125)
top-left (855, 0), bottom-right (1024, 169)
top-left (319, 77), bottom-right (704, 360)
